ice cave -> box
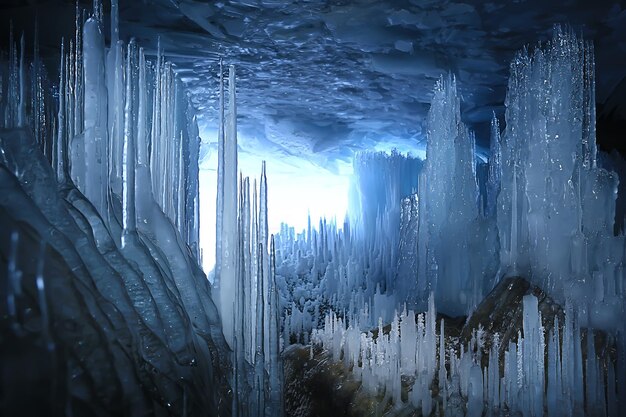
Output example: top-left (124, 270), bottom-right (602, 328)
top-left (1, 0), bottom-right (626, 416)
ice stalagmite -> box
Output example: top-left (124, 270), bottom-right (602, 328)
top-left (260, 161), bottom-right (270, 366)
top-left (253, 243), bottom-right (266, 417)
top-left (268, 235), bottom-right (284, 416)
top-left (250, 179), bottom-right (259, 361)
top-left (242, 177), bottom-right (256, 363)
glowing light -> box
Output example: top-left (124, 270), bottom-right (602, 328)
top-left (198, 132), bottom-right (351, 273)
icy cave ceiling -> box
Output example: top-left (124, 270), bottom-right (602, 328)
top-left (3, 0), bottom-right (626, 170)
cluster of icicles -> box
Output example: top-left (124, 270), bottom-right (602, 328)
top-left (312, 294), bottom-right (617, 417)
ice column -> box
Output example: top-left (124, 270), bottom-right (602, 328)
top-left (218, 65), bottom-right (239, 348)
top-left (121, 41), bottom-right (137, 247)
top-left (486, 113), bottom-right (501, 218)
top-left (81, 17), bottom-right (108, 216)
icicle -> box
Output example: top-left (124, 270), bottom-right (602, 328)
top-left (233, 173), bottom-right (247, 417)
top-left (17, 32), bottom-right (25, 127)
top-left (215, 59), bottom-right (225, 289)
top-left (111, 0), bottom-right (119, 46)
top-left (6, 21), bottom-right (18, 128)
top-left (250, 178), bottom-right (259, 354)
top-left (92, 0), bottom-right (102, 22)
top-left (218, 64), bottom-right (239, 348)
top-left (67, 38), bottom-right (75, 149)
top-left (487, 112), bottom-right (501, 218)
top-left (135, 47), bottom-right (152, 225)
top-left (55, 39), bottom-right (67, 182)
top-left (176, 130), bottom-right (184, 231)
top-left (82, 16), bottom-right (108, 215)
top-left (255, 243), bottom-right (266, 361)
top-left (32, 19), bottom-right (41, 148)
top-left (268, 235), bottom-right (284, 417)
top-left (109, 40), bottom-right (125, 197)
top-left (260, 160), bottom-right (270, 366)
top-left (122, 40), bottom-right (137, 247)
top-left (74, 3), bottom-right (83, 137)
top-left (149, 38), bottom-right (162, 195)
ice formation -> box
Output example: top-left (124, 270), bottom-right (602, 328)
top-left (1, 1), bottom-right (227, 415)
top-left (212, 63), bottom-right (284, 417)
top-left (1, 0), bottom-right (625, 415)
top-left (276, 27), bottom-right (624, 416)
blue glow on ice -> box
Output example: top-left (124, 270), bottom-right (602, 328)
top-left (199, 131), bottom-right (351, 272)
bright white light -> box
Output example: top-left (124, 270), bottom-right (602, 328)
top-left (198, 132), bottom-right (351, 273)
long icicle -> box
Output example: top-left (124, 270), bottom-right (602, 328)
top-left (215, 58), bottom-right (225, 289)
top-left (17, 32), bottom-right (25, 127)
top-left (122, 40), bottom-right (137, 247)
top-left (55, 39), bottom-right (67, 182)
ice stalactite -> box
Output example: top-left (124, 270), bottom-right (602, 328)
top-left (260, 161), bottom-right (271, 367)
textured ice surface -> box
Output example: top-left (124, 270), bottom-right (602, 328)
top-left (0, 128), bottom-right (230, 416)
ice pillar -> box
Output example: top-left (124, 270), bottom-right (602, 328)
top-left (81, 17), bottom-right (108, 216)
top-left (219, 64), bottom-right (239, 348)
